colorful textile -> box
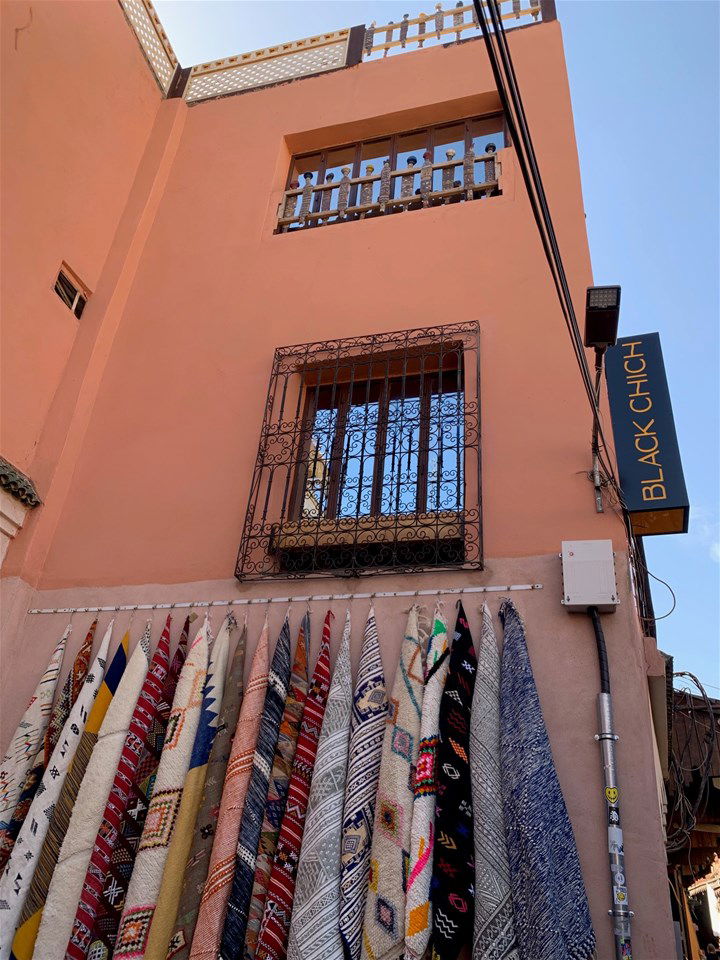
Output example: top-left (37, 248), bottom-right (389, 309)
top-left (167, 621), bottom-right (247, 960)
top-left (405, 606), bottom-right (450, 960)
top-left (0, 627), bottom-right (68, 840)
top-left (220, 615), bottom-right (294, 960)
top-left (0, 621), bottom-right (96, 872)
top-left (113, 621), bottom-right (209, 958)
top-left (340, 607), bottom-right (387, 960)
top-left (0, 628), bottom-right (110, 960)
top-left (83, 616), bottom-right (189, 956)
top-left (32, 630), bottom-right (151, 960)
top-left (144, 615), bottom-right (235, 960)
top-left (431, 602), bottom-right (476, 960)
top-left (255, 610), bottom-right (333, 960)
top-left (45, 619), bottom-right (97, 767)
top-left (470, 605), bottom-right (518, 960)
top-left (287, 610), bottom-right (352, 960)
top-left (67, 618), bottom-right (171, 959)
top-left (360, 606), bottom-right (425, 960)
top-left (188, 619), bottom-right (270, 960)
top-left (498, 600), bottom-right (595, 960)
top-left (244, 614), bottom-right (310, 960)
top-left (9, 625), bottom-right (125, 960)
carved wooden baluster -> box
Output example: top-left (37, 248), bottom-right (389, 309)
top-left (418, 12), bottom-right (427, 46)
top-left (483, 142), bottom-right (496, 191)
top-left (442, 149), bottom-right (456, 203)
top-left (281, 180), bottom-right (299, 230)
top-left (384, 21), bottom-right (394, 56)
top-left (359, 165), bottom-right (374, 218)
top-left (463, 146), bottom-right (475, 200)
top-left (485, 143), bottom-right (497, 183)
top-left (454, 0), bottom-right (464, 40)
top-left (471, 2), bottom-right (479, 28)
top-left (299, 172), bottom-right (314, 222)
top-left (364, 21), bottom-right (375, 56)
top-left (378, 159), bottom-right (392, 212)
top-left (320, 172), bottom-right (334, 220)
top-left (400, 156), bottom-right (417, 208)
top-left (283, 180), bottom-right (299, 218)
top-left (420, 150), bottom-right (433, 206)
top-left (399, 13), bottom-right (410, 48)
top-left (434, 3), bottom-right (444, 38)
top-left (513, 0), bottom-right (521, 16)
top-left (337, 166), bottom-right (352, 218)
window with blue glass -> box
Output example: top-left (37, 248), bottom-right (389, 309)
top-left (236, 322), bottom-right (481, 580)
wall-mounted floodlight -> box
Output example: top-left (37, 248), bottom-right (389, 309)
top-left (584, 285), bottom-right (621, 513)
top-left (584, 285), bottom-right (621, 348)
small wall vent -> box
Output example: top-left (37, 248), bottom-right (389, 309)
top-left (54, 263), bottom-right (89, 318)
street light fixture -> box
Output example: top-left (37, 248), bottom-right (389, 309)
top-left (584, 285), bottom-right (621, 513)
top-left (584, 285), bottom-right (621, 348)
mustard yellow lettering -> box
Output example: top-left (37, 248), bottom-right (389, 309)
top-left (635, 435), bottom-right (658, 454)
top-left (623, 341), bottom-right (643, 358)
top-left (628, 380), bottom-right (650, 398)
top-left (642, 467), bottom-right (664, 484)
top-left (624, 358), bottom-right (646, 374)
top-left (630, 397), bottom-right (652, 413)
top-left (642, 484), bottom-right (666, 502)
top-left (632, 419), bottom-right (656, 436)
top-left (638, 450), bottom-right (661, 467)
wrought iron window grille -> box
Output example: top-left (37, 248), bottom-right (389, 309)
top-left (236, 321), bottom-right (481, 580)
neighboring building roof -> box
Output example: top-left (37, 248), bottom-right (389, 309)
top-left (0, 456), bottom-right (41, 507)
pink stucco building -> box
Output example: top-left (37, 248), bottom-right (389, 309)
top-left (1, 1), bottom-right (676, 955)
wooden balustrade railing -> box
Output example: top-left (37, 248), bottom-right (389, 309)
top-left (363, 0), bottom-right (541, 58)
top-left (277, 147), bottom-right (501, 231)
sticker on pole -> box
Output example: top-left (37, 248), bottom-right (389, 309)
top-left (608, 826), bottom-right (624, 855)
top-left (613, 886), bottom-right (628, 905)
top-left (605, 787), bottom-right (619, 804)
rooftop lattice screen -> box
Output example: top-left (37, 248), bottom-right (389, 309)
top-left (120, 0), bottom-right (553, 102)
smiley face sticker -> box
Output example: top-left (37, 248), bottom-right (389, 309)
top-left (605, 787), bottom-right (619, 805)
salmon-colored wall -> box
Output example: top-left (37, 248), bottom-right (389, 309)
top-left (0, 8), bottom-right (676, 956)
top-left (7, 21), bottom-right (624, 589)
top-left (0, 0), bottom-right (160, 475)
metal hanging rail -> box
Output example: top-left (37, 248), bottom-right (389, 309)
top-left (27, 583), bottom-right (543, 615)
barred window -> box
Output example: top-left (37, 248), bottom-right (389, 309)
top-left (236, 322), bottom-right (481, 580)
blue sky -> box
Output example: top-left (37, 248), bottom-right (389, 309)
top-left (155, 0), bottom-right (719, 691)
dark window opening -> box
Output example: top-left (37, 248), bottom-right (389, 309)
top-left (236, 322), bottom-right (481, 580)
top-left (54, 265), bottom-right (88, 318)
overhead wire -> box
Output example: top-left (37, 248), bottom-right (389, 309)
top-left (472, 0), bottom-right (617, 486)
top-left (472, 0), bottom-right (681, 637)
top-left (665, 673), bottom-right (719, 855)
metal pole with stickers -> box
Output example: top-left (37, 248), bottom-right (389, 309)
top-left (561, 540), bottom-right (634, 960)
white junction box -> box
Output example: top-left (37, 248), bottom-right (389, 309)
top-left (561, 539), bottom-right (619, 613)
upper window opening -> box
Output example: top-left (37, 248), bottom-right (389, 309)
top-left (54, 263), bottom-right (89, 318)
top-left (277, 114), bottom-right (506, 233)
top-left (236, 322), bottom-right (481, 580)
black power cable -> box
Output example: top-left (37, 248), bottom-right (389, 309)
top-left (472, 0), bottom-right (618, 487)
top-left (588, 605), bottom-right (611, 695)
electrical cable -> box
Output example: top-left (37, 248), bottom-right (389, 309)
top-left (473, 0), bottom-right (680, 641)
top-left (665, 673), bottom-right (719, 855)
top-left (473, 0), bottom-right (617, 485)
top-left (587, 606), bottom-right (611, 694)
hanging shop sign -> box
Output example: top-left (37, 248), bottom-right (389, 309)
top-left (605, 332), bottom-right (689, 536)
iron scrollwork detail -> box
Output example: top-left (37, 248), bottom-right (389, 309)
top-left (236, 321), bottom-right (482, 580)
